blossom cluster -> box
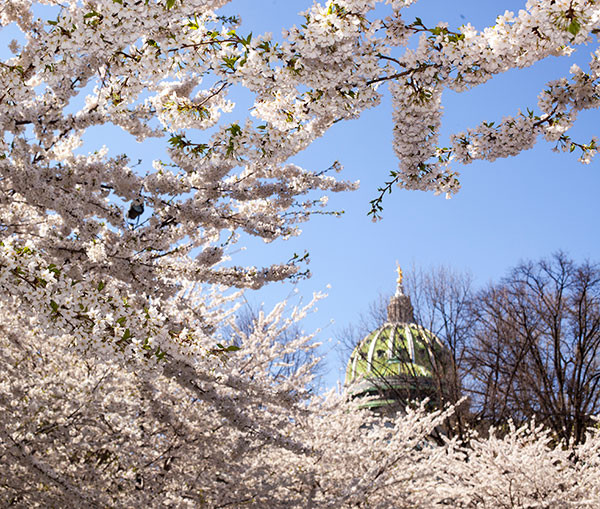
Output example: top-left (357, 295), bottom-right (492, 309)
top-left (382, 0), bottom-right (600, 201)
top-left (0, 0), bottom-right (360, 301)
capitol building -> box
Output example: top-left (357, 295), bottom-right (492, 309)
top-left (344, 268), bottom-right (452, 414)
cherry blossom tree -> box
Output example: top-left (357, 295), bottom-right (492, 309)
top-left (4, 314), bottom-right (600, 507)
top-left (0, 294), bottom-right (327, 507)
top-left (2, 0), bottom-right (600, 505)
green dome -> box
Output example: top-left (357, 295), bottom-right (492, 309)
top-left (345, 322), bottom-right (447, 410)
top-left (343, 269), bottom-right (451, 412)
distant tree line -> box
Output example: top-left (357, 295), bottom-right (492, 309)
top-left (339, 253), bottom-right (600, 444)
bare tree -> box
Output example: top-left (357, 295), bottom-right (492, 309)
top-left (404, 266), bottom-right (475, 406)
top-left (404, 266), bottom-right (476, 436)
top-left (467, 253), bottom-right (600, 444)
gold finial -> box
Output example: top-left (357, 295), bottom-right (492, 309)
top-left (396, 263), bottom-right (403, 286)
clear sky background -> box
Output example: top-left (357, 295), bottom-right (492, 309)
top-left (222, 0), bottom-right (600, 388)
top-left (3, 1), bottom-right (599, 389)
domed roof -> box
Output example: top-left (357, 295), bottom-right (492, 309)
top-left (345, 323), bottom-right (445, 384)
top-left (344, 267), bottom-right (449, 411)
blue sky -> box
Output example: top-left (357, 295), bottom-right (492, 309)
top-left (224, 0), bottom-right (600, 387)
top-left (3, 1), bottom-right (599, 389)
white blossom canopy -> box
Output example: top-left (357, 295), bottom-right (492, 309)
top-left (2, 0), bottom-right (600, 506)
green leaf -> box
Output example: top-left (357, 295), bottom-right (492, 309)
top-left (48, 264), bottom-right (61, 276)
top-left (567, 19), bottom-right (581, 36)
top-left (448, 33), bottom-right (465, 43)
top-left (97, 281), bottom-right (105, 291)
top-left (222, 55), bottom-right (240, 70)
top-left (122, 328), bottom-right (131, 341)
top-left (50, 300), bottom-right (59, 313)
top-left (169, 134), bottom-right (184, 147)
top-left (116, 317), bottom-right (126, 326)
top-left (165, 0), bottom-right (176, 9)
top-left (227, 123), bottom-right (241, 136)
top-left (215, 343), bottom-right (240, 352)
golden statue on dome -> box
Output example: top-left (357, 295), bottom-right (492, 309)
top-left (396, 263), bottom-right (403, 286)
